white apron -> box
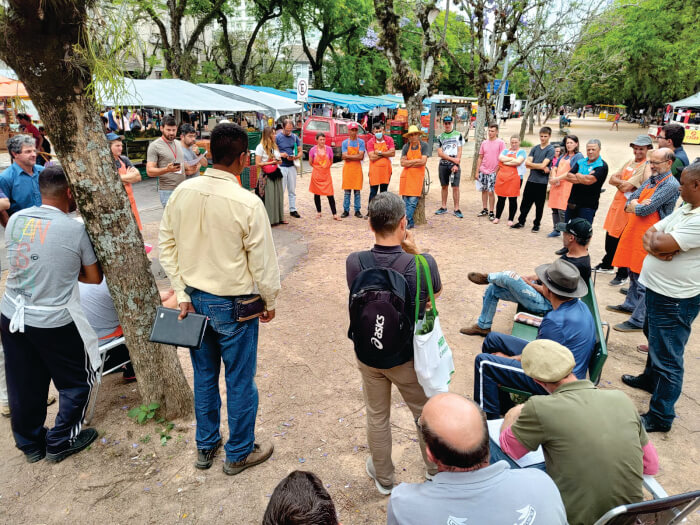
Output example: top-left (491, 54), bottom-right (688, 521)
top-left (6, 283), bottom-right (101, 371)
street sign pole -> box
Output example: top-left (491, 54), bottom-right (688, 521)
top-left (296, 75), bottom-right (309, 175)
top-left (496, 49), bottom-right (511, 124)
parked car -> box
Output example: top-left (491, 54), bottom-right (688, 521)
top-left (302, 117), bottom-right (371, 160)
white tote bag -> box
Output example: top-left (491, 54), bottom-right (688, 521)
top-left (413, 255), bottom-right (455, 397)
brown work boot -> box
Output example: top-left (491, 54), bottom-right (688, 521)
top-left (468, 272), bottom-right (489, 285)
top-left (222, 441), bottom-right (274, 476)
top-left (460, 323), bottom-right (491, 337)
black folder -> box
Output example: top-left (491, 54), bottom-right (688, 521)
top-left (149, 306), bottom-right (208, 349)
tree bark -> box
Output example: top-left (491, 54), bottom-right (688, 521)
top-left (0, 1), bottom-right (193, 420)
top-left (471, 93), bottom-right (488, 180)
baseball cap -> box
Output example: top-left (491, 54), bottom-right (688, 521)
top-left (555, 218), bottom-right (592, 239)
top-left (521, 340), bottom-right (576, 383)
top-left (629, 135), bottom-right (653, 148)
top-left (443, 116), bottom-right (453, 123)
top-left (348, 122), bottom-right (359, 130)
top-left (105, 132), bottom-right (122, 141)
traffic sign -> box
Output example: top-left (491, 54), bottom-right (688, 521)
top-left (296, 78), bottom-right (308, 102)
top-left (486, 80), bottom-right (509, 95)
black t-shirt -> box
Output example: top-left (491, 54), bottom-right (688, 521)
top-left (561, 253), bottom-right (591, 283)
top-left (568, 158), bottom-right (609, 209)
top-left (346, 245), bottom-right (441, 312)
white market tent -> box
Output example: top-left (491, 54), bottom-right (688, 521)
top-left (668, 92), bottom-right (700, 109)
top-left (97, 78), bottom-right (265, 112)
top-left (200, 84), bottom-right (302, 120)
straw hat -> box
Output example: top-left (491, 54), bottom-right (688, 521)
top-left (403, 125), bottom-right (423, 138)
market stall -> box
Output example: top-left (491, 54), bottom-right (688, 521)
top-left (200, 84), bottom-right (301, 121)
top-left (664, 92), bottom-right (700, 144)
top-left (0, 76), bottom-right (31, 149)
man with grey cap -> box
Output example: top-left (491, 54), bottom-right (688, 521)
top-left (473, 258), bottom-right (595, 419)
top-left (595, 135), bottom-right (652, 286)
top-left (495, 340), bottom-right (660, 525)
top-left (387, 393), bottom-right (567, 525)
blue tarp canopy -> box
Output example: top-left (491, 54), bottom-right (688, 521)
top-left (242, 85), bottom-right (326, 104)
top-left (291, 89), bottom-right (398, 113)
top-left (200, 84), bottom-right (302, 119)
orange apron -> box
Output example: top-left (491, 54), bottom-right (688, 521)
top-left (548, 155), bottom-right (574, 210)
top-left (603, 160), bottom-right (647, 238)
top-left (369, 140), bottom-right (392, 186)
top-left (399, 143), bottom-right (425, 197)
top-left (494, 151), bottom-right (521, 197)
top-left (117, 158), bottom-right (143, 230)
top-left (612, 173), bottom-right (673, 273)
top-left (309, 147), bottom-right (334, 196)
top-left (342, 143), bottom-right (363, 190)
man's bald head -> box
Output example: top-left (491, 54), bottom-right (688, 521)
top-left (653, 147), bottom-right (675, 163)
top-left (420, 393), bottom-right (489, 470)
top-left (650, 148), bottom-right (675, 176)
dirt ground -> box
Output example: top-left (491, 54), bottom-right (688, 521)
top-left (1, 117), bottom-right (698, 524)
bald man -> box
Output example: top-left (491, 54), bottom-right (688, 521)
top-left (386, 393), bottom-right (566, 525)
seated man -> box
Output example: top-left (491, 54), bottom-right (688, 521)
top-left (496, 340), bottom-right (660, 525)
top-left (461, 218), bottom-right (591, 336)
top-left (387, 393), bottom-right (567, 525)
top-left (473, 259), bottom-right (595, 419)
top-left (79, 279), bottom-right (178, 380)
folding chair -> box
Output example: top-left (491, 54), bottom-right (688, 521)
top-left (594, 487), bottom-right (700, 524)
top-left (84, 327), bottom-right (128, 424)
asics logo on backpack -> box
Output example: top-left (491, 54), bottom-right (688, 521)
top-left (371, 314), bottom-right (385, 349)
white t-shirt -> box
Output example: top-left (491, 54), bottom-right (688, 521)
top-left (255, 143), bottom-right (281, 163)
top-left (640, 203), bottom-right (700, 298)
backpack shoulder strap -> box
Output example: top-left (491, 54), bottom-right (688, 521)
top-left (358, 251), bottom-right (376, 270)
top-left (389, 252), bottom-right (414, 275)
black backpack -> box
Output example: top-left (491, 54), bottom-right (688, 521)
top-left (348, 251), bottom-right (414, 369)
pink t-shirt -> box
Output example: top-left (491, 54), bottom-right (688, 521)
top-left (479, 138), bottom-right (506, 174)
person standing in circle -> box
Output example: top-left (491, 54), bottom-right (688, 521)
top-left (366, 122), bottom-right (395, 213)
top-left (494, 135), bottom-right (526, 225)
top-left (309, 133), bottom-right (339, 220)
top-left (547, 136), bottom-right (583, 237)
top-left (341, 123), bottom-right (366, 218)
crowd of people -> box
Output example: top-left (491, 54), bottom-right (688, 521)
top-left (0, 109), bottom-right (698, 524)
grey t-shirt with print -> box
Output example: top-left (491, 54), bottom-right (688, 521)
top-left (1, 206), bottom-right (97, 328)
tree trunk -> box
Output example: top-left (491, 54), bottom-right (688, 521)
top-left (519, 103), bottom-right (530, 142)
top-left (528, 109), bottom-right (535, 135)
top-left (0, 2), bottom-right (193, 420)
top-left (471, 93), bottom-right (488, 180)
top-left (404, 93), bottom-right (427, 225)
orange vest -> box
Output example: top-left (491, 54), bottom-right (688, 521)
top-left (342, 143), bottom-right (363, 190)
top-left (399, 143), bottom-right (425, 197)
top-left (612, 173), bottom-right (673, 273)
top-left (548, 155), bottom-right (574, 210)
top-left (369, 140), bottom-right (392, 186)
top-left (495, 151), bottom-right (521, 198)
top-left (309, 146), bottom-right (334, 196)
top-left (117, 158), bottom-right (143, 230)
top-left (603, 160), bottom-right (647, 238)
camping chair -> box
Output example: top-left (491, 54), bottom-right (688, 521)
top-left (84, 327), bottom-right (128, 424)
top-left (594, 487), bottom-right (700, 525)
top-left (502, 278), bottom-right (609, 399)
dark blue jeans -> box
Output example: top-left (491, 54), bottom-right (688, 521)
top-left (474, 333), bottom-right (547, 418)
top-left (189, 290), bottom-right (260, 462)
top-left (641, 288), bottom-right (700, 426)
top-left (403, 196), bottom-right (419, 227)
top-left (564, 205), bottom-right (596, 225)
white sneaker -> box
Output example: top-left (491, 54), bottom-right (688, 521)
top-left (365, 456), bottom-right (393, 495)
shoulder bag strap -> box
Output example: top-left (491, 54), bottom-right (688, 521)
top-left (358, 251), bottom-right (376, 271)
top-left (414, 254), bottom-right (437, 324)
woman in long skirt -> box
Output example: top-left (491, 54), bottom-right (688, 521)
top-left (255, 126), bottom-right (287, 225)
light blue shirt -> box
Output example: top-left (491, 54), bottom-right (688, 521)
top-left (0, 162), bottom-right (44, 215)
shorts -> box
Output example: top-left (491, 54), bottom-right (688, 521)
top-left (476, 172), bottom-right (496, 192)
top-left (439, 163), bottom-right (461, 187)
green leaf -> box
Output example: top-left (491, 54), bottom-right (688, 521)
top-left (138, 412), bottom-right (146, 424)
top-left (147, 402), bottom-right (160, 411)
top-left (127, 407), bottom-right (140, 418)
